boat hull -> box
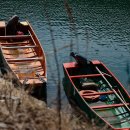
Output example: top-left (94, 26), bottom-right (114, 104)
top-left (0, 21), bottom-right (47, 99)
top-left (63, 61), bottom-right (130, 130)
top-left (63, 69), bottom-right (107, 129)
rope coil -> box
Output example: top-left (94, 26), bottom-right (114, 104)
top-left (80, 90), bottom-right (100, 101)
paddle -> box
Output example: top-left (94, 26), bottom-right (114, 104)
top-left (95, 66), bottom-right (130, 112)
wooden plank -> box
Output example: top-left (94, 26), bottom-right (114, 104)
top-left (19, 78), bottom-right (44, 84)
top-left (3, 50), bottom-right (36, 55)
top-left (2, 45), bottom-right (37, 49)
top-left (70, 72), bottom-right (111, 79)
top-left (13, 66), bottom-right (43, 72)
top-left (0, 42), bottom-right (30, 45)
top-left (19, 76), bottom-right (45, 80)
top-left (5, 55), bottom-right (37, 59)
top-left (91, 103), bottom-right (130, 109)
top-left (10, 64), bottom-right (41, 69)
top-left (9, 61), bottom-right (35, 64)
top-left (9, 61), bottom-right (41, 66)
top-left (0, 35), bottom-right (31, 40)
top-left (7, 57), bottom-right (42, 62)
top-left (70, 74), bottom-right (101, 79)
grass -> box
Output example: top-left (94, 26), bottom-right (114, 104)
top-left (0, 73), bottom-right (105, 130)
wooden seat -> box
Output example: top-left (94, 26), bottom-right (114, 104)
top-left (13, 66), bottom-right (43, 72)
top-left (17, 71), bottom-right (44, 79)
top-left (18, 71), bottom-right (35, 79)
top-left (91, 103), bottom-right (130, 109)
top-left (4, 55), bottom-right (37, 59)
top-left (7, 57), bottom-right (43, 62)
top-left (9, 61), bottom-right (42, 72)
top-left (2, 45), bottom-right (37, 49)
top-left (3, 50), bottom-right (36, 55)
top-left (0, 35), bottom-right (31, 40)
top-left (0, 41), bottom-right (30, 45)
top-left (20, 76), bottom-right (45, 79)
top-left (20, 78), bottom-right (44, 84)
top-left (19, 76), bottom-right (46, 85)
top-left (70, 74), bottom-right (102, 79)
top-left (70, 73), bottom-right (111, 79)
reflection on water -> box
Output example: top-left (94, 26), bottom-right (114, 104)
top-left (1, 0), bottom-right (130, 105)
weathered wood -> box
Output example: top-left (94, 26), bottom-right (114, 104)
top-left (2, 45), bottom-right (37, 49)
top-left (7, 57), bottom-right (43, 62)
top-left (0, 20), bottom-right (47, 86)
top-left (0, 35), bottom-right (31, 40)
top-left (91, 103), bottom-right (130, 109)
top-left (0, 42), bottom-right (30, 45)
top-left (70, 74), bottom-right (101, 79)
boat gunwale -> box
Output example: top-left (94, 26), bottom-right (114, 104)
top-left (26, 20), bottom-right (47, 80)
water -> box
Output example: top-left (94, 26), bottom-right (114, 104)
top-left (1, 0), bottom-right (130, 106)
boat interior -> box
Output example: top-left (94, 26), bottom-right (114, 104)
top-left (65, 62), bottom-right (130, 129)
top-left (0, 21), bottom-right (46, 85)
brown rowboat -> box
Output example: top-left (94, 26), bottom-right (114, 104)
top-left (0, 21), bottom-right (47, 87)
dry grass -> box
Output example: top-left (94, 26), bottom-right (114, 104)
top-left (0, 74), bottom-right (105, 130)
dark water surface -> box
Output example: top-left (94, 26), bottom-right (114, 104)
top-left (1, 0), bottom-right (130, 107)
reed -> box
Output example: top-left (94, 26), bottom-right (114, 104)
top-left (42, 1), bottom-right (107, 130)
top-left (0, 73), bottom-right (104, 130)
top-left (43, 4), bottom-right (62, 130)
top-left (64, 0), bottom-right (79, 53)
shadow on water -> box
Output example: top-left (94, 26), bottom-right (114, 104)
top-left (30, 83), bottom-right (47, 103)
top-left (36, 0), bottom-right (130, 105)
top-left (43, 1), bottom-right (62, 130)
top-left (62, 75), bottom-right (109, 130)
top-left (43, 1), bottom-right (130, 127)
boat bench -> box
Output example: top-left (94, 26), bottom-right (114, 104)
top-left (7, 57), bottom-right (43, 62)
top-left (2, 45), bottom-right (37, 49)
top-left (13, 66), bottom-right (43, 73)
top-left (70, 73), bottom-right (111, 79)
top-left (0, 35), bottom-right (31, 40)
top-left (70, 74), bottom-right (102, 79)
top-left (0, 41), bottom-right (30, 45)
top-left (91, 103), bottom-right (130, 109)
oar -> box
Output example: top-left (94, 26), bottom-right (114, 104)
top-left (95, 66), bottom-right (130, 112)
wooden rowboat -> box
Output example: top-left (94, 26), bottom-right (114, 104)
top-left (0, 21), bottom-right (47, 87)
top-left (63, 60), bottom-right (130, 130)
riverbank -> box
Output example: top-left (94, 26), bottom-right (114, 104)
top-left (0, 74), bottom-right (102, 130)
